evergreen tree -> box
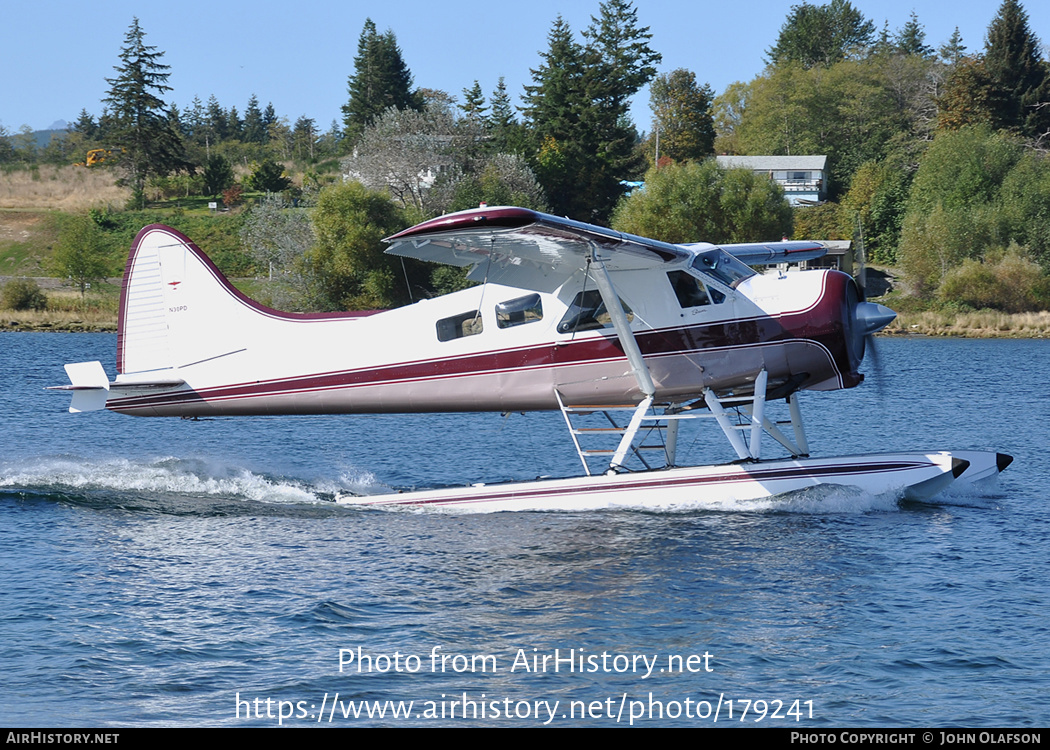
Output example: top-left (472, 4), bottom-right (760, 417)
top-left (939, 27), bottom-right (966, 66)
top-left (766, 0), bottom-right (875, 69)
top-left (342, 19), bottom-right (418, 141)
top-left (185, 96), bottom-right (205, 141)
top-left (523, 2), bottom-right (660, 222)
top-left (202, 154), bottom-right (234, 196)
top-left (460, 81), bottom-right (488, 125)
top-left (205, 95), bottom-right (227, 143)
top-left (983, 0), bottom-right (1050, 138)
top-left (261, 103), bottom-right (278, 135)
top-left (71, 109), bottom-right (99, 139)
top-left (293, 116), bottom-right (317, 161)
top-left (226, 105), bottom-right (242, 141)
top-left (522, 16), bottom-right (590, 217)
top-left (243, 95), bottom-right (265, 144)
top-left (894, 11), bottom-right (932, 58)
top-left (488, 77), bottom-right (526, 155)
top-left (102, 17), bottom-right (189, 207)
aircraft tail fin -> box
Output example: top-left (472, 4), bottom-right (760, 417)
top-left (117, 224), bottom-right (273, 376)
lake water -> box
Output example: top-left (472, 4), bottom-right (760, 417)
top-left (1, 332), bottom-right (1048, 727)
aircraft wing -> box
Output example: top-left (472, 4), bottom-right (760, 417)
top-left (684, 240), bottom-right (827, 265)
top-left (385, 206), bottom-right (693, 292)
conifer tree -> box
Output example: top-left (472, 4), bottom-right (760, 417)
top-left (983, 0), bottom-right (1050, 138)
top-left (523, 2), bottom-right (660, 222)
top-left (460, 81), bottom-right (488, 125)
top-left (243, 95), bottom-right (265, 144)
top-left (342, 19), bottom-right (418, 142)
top-left (102, 17), bottom-right (189, 207)
top-left (939, 27), bottom-right (966, 66)
top-left (894, 11), bottom-right (932, 58)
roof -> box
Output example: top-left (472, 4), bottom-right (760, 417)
top-left (716, 155), bottom-right (828, 172)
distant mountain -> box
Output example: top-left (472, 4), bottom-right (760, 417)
top-left (47, 120), bottom-right (69, 131)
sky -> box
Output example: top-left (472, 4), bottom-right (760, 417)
top-left (3, 0), bottom-right (1049, 135)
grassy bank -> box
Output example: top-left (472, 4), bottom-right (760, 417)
top-left (0, 165), bottom-right (129, 211)
top-left (890, 310), bottom-right (1050, 338)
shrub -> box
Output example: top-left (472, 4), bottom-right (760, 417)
top-left (938, 246), bottom-right (1050, 312)
top-left (1, 279), bottom-right (48, 311)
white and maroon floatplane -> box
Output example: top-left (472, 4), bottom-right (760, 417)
top-left (51, 206), bottom-right (1010, 511)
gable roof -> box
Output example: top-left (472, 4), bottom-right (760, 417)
top-left (716, 155), bottom-right (828, 172)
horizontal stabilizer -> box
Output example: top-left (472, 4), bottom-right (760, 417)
top-left (49, 361), bottom-right (185, 413)
top-left (50, 361), bottom-right (110, 413)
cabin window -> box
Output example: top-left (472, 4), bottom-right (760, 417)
top-left (691, 249), bottom-right (756, 289)
top-left (667, 271), bottom-right (712, 308)
top-left (495, 294), bottom-right (543, 329)
top-left (437, 311), bottom-right (484, 342)
top-left (557, 289), bottom-right (633, 334)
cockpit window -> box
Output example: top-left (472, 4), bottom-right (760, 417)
top-left (496, 294), bottom-right (543, 329)
top-left (557, 289), bottom-right (633, 334)
top-left (691, 249), bottom-right (756, 288)
top-left (437, 311), bottom-right (483, 342)
top-left (667, 271), bottom-right (712, 308)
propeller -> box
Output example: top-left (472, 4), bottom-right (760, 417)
top-left (850, 280), bottom-right (895, 395)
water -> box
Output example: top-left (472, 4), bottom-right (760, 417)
top-left (1, 332), bottom-right (1047, 726)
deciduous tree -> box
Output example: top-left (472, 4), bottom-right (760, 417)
top-left (611, 160), bottom-right (792, 244)
top-left (51, 215), bottom-right (112, 299)
top-left (648, 68), bottom-right (715, 163)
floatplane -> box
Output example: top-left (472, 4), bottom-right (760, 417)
top-left (51, 206), bottom-right (1010, 511)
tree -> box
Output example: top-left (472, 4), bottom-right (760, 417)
top-left (982, 0), bottom-right (1050, 139)
top-left (735, 59), bottom-right (905, 196)
top-left (523, 2), bottom-right (660, 222)
top-left (939, 27), bottom-right (966, 66)
top-left (898, 125), bottom-right (1024, 293)
top-left (240, 193), bottom-right (315, 307)
top-left (103, 18), bottom-right (189, 208)
top-left (308, 181), bottom-right (418, 309)
top-left (766, 0), bottom-right (875, 69)
top-left (460, 81), bottom-right (487, 125)
top-left (938, 56), bottom-right (994, 131)
top-left (247, 160), bottom-right (292, 193)
top-left (342, 101), bottom-right (480, 215)
top-left (648, 68), bottom-right (715, 163)
top-left (51, 215), bottom-right (112, 299)
top-left (712, 81), bottom-right (751, 154)
top-left (894, 12), bottom-right (932, 58)
top-left (342, 19), bottom-right (419, 142)
top-left (243, 94), bottom-right (265, 144)
top-left (611, 160), bottom-right (793, 244)
top-left (488, 77), bottom-right (526, 154)
top-left (202, 154), bottom-right (234, 196)
top-left (292, 116), bottom-right (317, 161)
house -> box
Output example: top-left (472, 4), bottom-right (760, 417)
top-left (715, 155), bottom-right (828, 205)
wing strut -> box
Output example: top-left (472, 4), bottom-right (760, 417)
top-left (586, 245), bottom-right (656, 473)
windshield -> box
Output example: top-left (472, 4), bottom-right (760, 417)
top-left (691, 249), bottom-right (756, 288)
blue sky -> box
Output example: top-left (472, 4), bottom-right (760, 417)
top-left (3, 0), bottom-right (1047, 134)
